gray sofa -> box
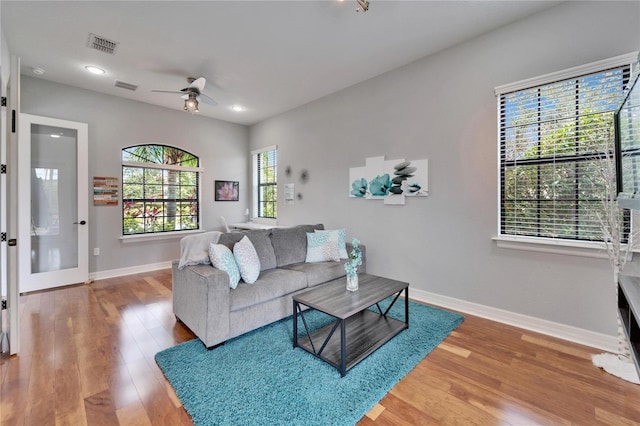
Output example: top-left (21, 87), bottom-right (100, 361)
top-left (172, 224), bottom-right (366, 348)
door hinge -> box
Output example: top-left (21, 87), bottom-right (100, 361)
top-left (11, 109), bottom-right (16, 133)
top-left (1, 97), bottom-right (6, 107)
top-left (1, 164), bottom-right (6, 174)
top-left (1, 300), bottom-right (6, 310)
top-left (0, 232), bottom-right (6, 242)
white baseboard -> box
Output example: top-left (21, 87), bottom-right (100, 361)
top-left (89, 261), bottom-right (172, 281)
top-left (89, 264), bottom-right (618, 353)
top-left (410, 288), bottom-right (619, 353)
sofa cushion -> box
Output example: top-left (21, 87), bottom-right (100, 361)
top-left (233, 236), bottom-right (261, 284)
top-left (218, 229), bottom-right (277, 271)
top-left (209, 243), bottom-right (241, 289)
top-left (229, 268), bottom-right (307, 311)
top-left (282, 260), bottom-right (347, 288)
top-left (271, 224), bottom-right (324, 267)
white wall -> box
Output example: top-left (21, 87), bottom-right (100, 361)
top-left (21, 76), bottom-right (249, 273)
top-left (1, 25), bottom-right (10, 95)
top-left (250, 1), bottom-right (640, 335)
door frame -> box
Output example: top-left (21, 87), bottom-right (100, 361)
top-left (4, 55), bottom-right (20, 355)
top-left (18, 113), bottom-right (88, 293)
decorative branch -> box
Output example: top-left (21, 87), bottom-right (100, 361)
top-left (589, 126), bottom-right (637, 361)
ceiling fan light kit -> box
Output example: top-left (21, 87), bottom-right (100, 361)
top-left (153, 76), bottom-right (217, 114)
top-left (184, 94), bottom-right (199, 113)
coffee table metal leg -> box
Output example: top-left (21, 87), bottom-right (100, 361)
top-left (294, 303), bottom-right (340, 357)
top-left (405, 287), bottom-right (409, 327)
top-left (340, 319), bottom-right (346, 377)
top-left (293, 300), bottom-right (298, 348)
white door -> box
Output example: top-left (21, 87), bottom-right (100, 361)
top-left (18, 114), bottom-right (88, 293)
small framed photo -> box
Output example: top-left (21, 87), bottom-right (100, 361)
top-left (215, 180), bottom-right (239, 201)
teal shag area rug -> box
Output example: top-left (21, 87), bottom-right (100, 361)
top-left (155, 298), bottom-right (463, 426)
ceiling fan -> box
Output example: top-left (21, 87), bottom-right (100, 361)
top-left (152, 77), bottom-right (217, 113)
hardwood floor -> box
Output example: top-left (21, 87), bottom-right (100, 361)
top-left (1, 269), bottom-right (639, 425)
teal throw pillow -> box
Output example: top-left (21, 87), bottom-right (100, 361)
top-left (209, 243), bottom-right (241, 289)
top-left (315, 229), bottom-right (347, 259)
top-left (305, 232), bottom-right (341, 263)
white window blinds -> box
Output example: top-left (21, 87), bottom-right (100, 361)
top-left (253, 147), bottom-right (277, 219)
top-left (497, 59), bottom-right (634, 242)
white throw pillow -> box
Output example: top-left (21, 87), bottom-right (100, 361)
top-left (209, 243), bottom-right (241, 289)
top-left (234, 236), bottom-right (261, 284)
top-left (306, 232), bottom-right (341, 263)
top-left (314, 229), bottom-right (347, 259)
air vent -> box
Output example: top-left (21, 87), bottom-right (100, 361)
top-left (114, 80), bottom-right (138, 91)
top-left (87, 33), bottom-right (119, 55)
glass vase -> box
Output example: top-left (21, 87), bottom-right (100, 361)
top-left (346, 273), bottom-right (359, 292)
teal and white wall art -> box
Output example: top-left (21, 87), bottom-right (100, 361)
top-left (349, 156), bottom-right (428, 205)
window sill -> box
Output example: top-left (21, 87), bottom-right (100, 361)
top-left (250, 218), bottom-right (277, 225)
top-left (120, 229), bottom-right (204, 243)
top-left (493, 235), bottom-right (633, 260)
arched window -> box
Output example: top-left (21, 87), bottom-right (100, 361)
top-left (122, 144), bottom-right (200, 235)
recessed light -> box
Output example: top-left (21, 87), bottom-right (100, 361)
top-left (50, 134), bottom-right (61, 138)
top-left (85, 65), bottom-right (105, 75)
top-left (32, 67), bottom-right (45, 75)
top-left (230, 105), bottom-right (246, 112)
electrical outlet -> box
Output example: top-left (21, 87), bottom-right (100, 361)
top-left (93, 248), bottom-right (100, 256)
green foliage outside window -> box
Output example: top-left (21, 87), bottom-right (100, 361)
top-left (500, 67), bottom-right (630, 242)
top-left (122, 145), bottom-right (199, 235)
top-left (257, 149), bottom-right (277, 219)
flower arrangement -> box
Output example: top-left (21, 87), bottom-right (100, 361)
top-left (344, 238), bottom-right (362, 277)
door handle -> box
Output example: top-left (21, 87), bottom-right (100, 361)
top-left (74, 220), bottom-right (87, 225)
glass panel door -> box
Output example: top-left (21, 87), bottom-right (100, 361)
top-left (30, 124), bottom-right (78, 273)
top-left (19, 114), bottom-right (88, 293)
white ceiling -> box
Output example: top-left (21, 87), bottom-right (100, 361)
top-left (1, 1), bottom-right (562, 126)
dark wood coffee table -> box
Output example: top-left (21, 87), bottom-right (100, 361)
top-left (293, 273), bottom-right (409, 377)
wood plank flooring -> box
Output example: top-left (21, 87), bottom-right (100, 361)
top-left (1, 269), bottom-right (639, 425)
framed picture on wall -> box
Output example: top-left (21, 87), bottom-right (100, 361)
top-left (215, 180), bottom-right (239, 201)
top-left (93, 176), bottom-right (119, 206)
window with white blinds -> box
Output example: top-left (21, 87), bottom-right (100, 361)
top-left (497, 58), bottom-right (634, 242)
top-left (252, 147), bottom-right (277, 219)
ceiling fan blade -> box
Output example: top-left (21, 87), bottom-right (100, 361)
top-left (189, 77), bottom-right (206, 93)
top-left (198, 93), bottom-right (218, 106)
top-left (152, 90), bottom-right (184, 94)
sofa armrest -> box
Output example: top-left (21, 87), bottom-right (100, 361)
top-left (345, 243), bottom-right (366, 274)
top-left (172, 260), bottom-right (231, 348)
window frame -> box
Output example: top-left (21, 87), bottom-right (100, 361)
top-left (121, 144), bottom-right (203, 237)
top-left (495, 52), bottom-right (639, 252)
top-left (251, 145), bottom-right (278, 223)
